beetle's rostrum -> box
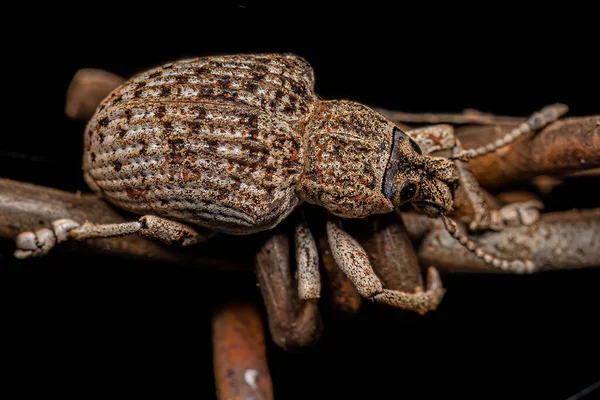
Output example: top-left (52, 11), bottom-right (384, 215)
top-left (14, 53), bottom-right (569, 311)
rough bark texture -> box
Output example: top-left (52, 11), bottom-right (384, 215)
top-left (254, 232), bottom-right (322, 351)
top-left (65, 68), bottom-right (125, 120)
top-left (457, 116), bottom-right (600, 189)
top-left (3, 178), bottom-right (598, 274)
top-left (316, 235), bottom-right (362, 316)
top-left (351, 214), bottom-right (424, 292)
top-left (0, 178), bottom-right (247, 270)
top-left (212, 301), bottom-right (273, 400)
top-left (418, 208), bottom-right (600, 273)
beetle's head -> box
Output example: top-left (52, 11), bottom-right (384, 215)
top-left (384, 128), bottom-right (459, 217)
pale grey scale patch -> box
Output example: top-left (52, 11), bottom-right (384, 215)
top-left (144, 191), bottom-right (259, 220)
top-left (94, 169), bottom-right (271, 205)
top-left (87, 158), bottom-right (163, 181)
top-left (184, 156), bottom-right (290, 190)
top-left (153, 202), bottom-right (260, 226)
top-left (172, 59), bottom-right (209, 69)
top-left (94, 178), bottom-right (300, 234)
top-left (240, 55), bottom-right (315, 83)
top-left (160, 182), bottom-right (298, 226)
top-left (88, 177), bottom-right (147, 194)
top-left (180, 56), bottom-right (313, 85)
top-left (123, 195), bottom-right (281, 232)
top-left (134, 197), bottom-right (260, 226)
top-left (187, 136), bottom-right (270, 154)
top-left (161, 68), bottom-right (196, 77)
top-left (131, 71), bottom-right (315, 122)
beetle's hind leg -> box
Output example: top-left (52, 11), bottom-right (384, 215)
top-left (326, 215), bottom-right (444, 315)
top-left (14, 215), bottom-right (215, 259)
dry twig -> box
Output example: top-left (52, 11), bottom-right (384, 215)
top-left (254, 232), bottom-right (322, 351)
top-left (65, 68), bottom-right (125, 120)
top-left (417, 208), bottom-right (600, 273)
top-left (0, 178), bottom-right (247, 270)
top-left (457, 116), bottom-right (600, 189)
top-left (212, 301), bottom-right (273, 400)
top-left (352, 214), bottom-right (424, 293)
top-left (316, 235), bottom-right (362, 316)
top-left (4, 178), bottom-right (596, 274)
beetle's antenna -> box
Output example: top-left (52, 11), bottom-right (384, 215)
top-left (438, 211), bottom-right (537, 274)
top-left (449, 103), bottom-right (568, 161)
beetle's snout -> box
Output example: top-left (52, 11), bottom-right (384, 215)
top-left (411, 178), bottom-right (455, 217)
top-left (428, 157), bottom-right (459, 187)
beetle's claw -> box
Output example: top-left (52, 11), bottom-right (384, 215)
top-left (14, 228), bottom-right (57, 259)
top-left (499, 200), bottom-right (544, 227)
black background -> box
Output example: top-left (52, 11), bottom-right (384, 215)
top-left (1, 4), bottom-right (598, 399)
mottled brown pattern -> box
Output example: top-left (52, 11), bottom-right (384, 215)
top-left (83, 53), bottom-right (460, 237)
top-left (299, 100), bottom-right (397, 218)
top-left (84, 54), bottom-right (314, 234)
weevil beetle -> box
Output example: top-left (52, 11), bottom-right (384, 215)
top-left (14, 54), bottom-right (567, 313)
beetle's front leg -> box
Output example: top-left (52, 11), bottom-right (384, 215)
top-left (14, 216), bottom-right (215, 259)
top-left (407, 124), bottom-right (542, 231)
top-left (407, 124), bottom-right (496, 230)
top-left (326, 215), bottom-right (444, 315)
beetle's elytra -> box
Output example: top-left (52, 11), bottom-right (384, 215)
top-left (83, 53), bottom-right (458, 234)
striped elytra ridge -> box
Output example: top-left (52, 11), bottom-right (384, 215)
top-left (83, 54), bottom-right (398, 234)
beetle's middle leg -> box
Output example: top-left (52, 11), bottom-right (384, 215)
top-left (294, 210), bottom-right (321, 300)
top-left (14, 215), bottom-right (215, 259)
top-left (407, 124), bottom-right (542, 231)
top-left (326, 215), bottom-right (444, 315)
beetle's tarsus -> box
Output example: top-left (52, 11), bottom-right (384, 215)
top-left (371, 267), bottom-right (445, 315)
top-left (14, 228), bottom-right (58, 259)
top-left (495, 200), bottom-right (543, 228)
top-left (326, 215), bottom-right (444, 314)
top-left (14, 216), bottom-right (215, 259)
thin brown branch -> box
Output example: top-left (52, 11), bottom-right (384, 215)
top-left (65, 68), bottom-right (125, 120)
top-left (0, 178), bottom-right (248, 270)
top-left (2, 178), bottom-right (597, 275)
top-left (316, 235), bottom-right (362, 316)
top-left (351, 214), bottom-right (424, 292)
top-left (212, 301), bottom-right (273, 400)
top-left (418, 208), bottom-right (600, 273)
top-left (254, 232), bottom-right (322, 351)
top-left (458, 116), bottom-right (600, 189)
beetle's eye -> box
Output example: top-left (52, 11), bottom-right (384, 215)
top-left (399, 183), bottom-right (418, 202)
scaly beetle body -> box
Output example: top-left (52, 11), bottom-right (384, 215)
top-left (83, 54), bottom-right (456, 234)
top-left (15, 53), bottom-right (567, 314)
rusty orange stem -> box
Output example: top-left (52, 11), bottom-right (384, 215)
top-left (459, 116), bottom-right (600, 189)
top-left (212, 301), bottom-right (273, 400)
